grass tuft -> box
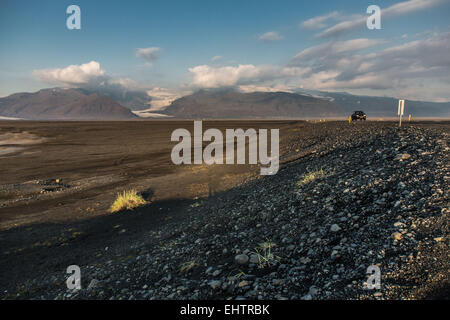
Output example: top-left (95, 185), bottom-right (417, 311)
top-left (109, 189), bottom-right (147, 213)
top-left (253, 239), bottom-right (279, 269)
top-left (179, 260), bottom-right (198, 274)
top-left (296, 168), bottom-right (328, 186)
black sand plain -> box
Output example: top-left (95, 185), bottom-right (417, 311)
top-left (0, 120), bottom-right (448, 299)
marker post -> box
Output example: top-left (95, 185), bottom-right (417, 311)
top-left (398, 99), bottom-right (405, 128)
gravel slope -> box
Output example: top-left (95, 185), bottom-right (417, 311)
top-left (2, 122), bottom-right (448, 300)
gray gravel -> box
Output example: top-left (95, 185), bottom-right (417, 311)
top-left (2, 123), bottom-right (448, 300)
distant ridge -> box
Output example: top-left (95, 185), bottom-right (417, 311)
top-left (1, 87), bottom-right (448, 120)
top-left (161, 89), bottom-right (343, 119)
top-left (0, 88), bottom-right (137, 120)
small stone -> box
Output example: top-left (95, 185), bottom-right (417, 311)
top-left (273, 279), bottom-right (283, 286)
top-left (88, 279), bottom-right (100, 290)
top-left (208, 280), bottom-right (221, 290)
top-left (205, 267), bottom-right (213, 274)
top-left (391, 232), bottom-right (403, 241)
top-left (330, 224), bottom-right (341, 232)
top-left (249, 254), bottom-right (259, 264)
top-left (395, 153), bottom-right (411, 160)
top-left (300, 257), bottom-right (311, 264)
top-left (238, 280), bottom-right (250, 288)
top-left (309, 286), bottom-right (319, 296)
top-left (235, 254), bottom-right (249, 265)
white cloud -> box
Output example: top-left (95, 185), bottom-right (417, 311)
top-left (238, 84), bottom-right (296, 93)
top-left (317, 0), bottom-right (447, 38)
top-left (189, 65), bottom-right (261, 88)
top-left (33, 61), bottom-right (105, 85)
top-left (259, 31), bottom-right (283, 42)
top-left (301, 11), bottom-right (340, 29)
top-left (384, 0), bottom-right (447, 16)
top-left (211, 55), bottom-right (223, 62)
top-left (317, 15), bottom-right (366, 38)
top-left (292, 38), bottom-right (383, 62)
top-left (33, 61), bottom-right (151, 107)
top-left (188, 64), bottom-right (307, 88)
top-left (136, 47), bottom-right (161, 65)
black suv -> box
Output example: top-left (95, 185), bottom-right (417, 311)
top-left (351, 111), bottom-right (367, 121)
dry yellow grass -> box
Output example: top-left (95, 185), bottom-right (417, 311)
top-left (109, 189), bottom-right (147, 213)
top-left (296, 169), bottom-right (328, 186)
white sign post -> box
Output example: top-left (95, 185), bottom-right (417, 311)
top-left (398, 99), bottom-right (405, 127)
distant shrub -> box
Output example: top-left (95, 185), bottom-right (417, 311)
top-left (110, 189), bottom-right (147, 213)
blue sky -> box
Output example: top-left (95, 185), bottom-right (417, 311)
top-left (1, 0), bottom-right (450, 104)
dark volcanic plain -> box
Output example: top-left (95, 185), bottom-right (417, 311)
top-left (0, 120), bottom-right (448, 300)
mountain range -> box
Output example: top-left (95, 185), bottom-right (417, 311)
top-left (0, 88), bottom-right (137, 120)
top-left (160, 89), bottom-right (342, 119)
top-left (0, 87), bottom-right (449, 120)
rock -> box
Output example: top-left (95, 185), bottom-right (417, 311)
top-left (301, 294), bottom-right (312, 300)
top-left (300, 257), bottom-right (311, 264)
top-left (273, 279), bottom-right (283, 286)
top-left (330, 224), bottom-right (342, 232)
top-left (235, 254), bottom-right (249, 265)
top-left (249, 254), bottom-right (259, 264)
top-left (309, 286), bottom-right (319, 296)
top-left (238, 280), bottom-right (250, 288)
top-left (208, 280), bottom-right (221, 290)
top-left (391, 232), bottom-right (403, 241)
top-left (88, 279), bottom-right (100, 290)
top-left (395, 153), bottom-right (411, 160)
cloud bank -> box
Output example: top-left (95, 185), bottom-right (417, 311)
top-left (33, 61), bottom-right (151, 109)
top-left (291, 32), bottom-right (450, 100)
top-left (188, 64), bottom-right (307, 88)
top-left (188, 31), bottom-right (450, 101)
